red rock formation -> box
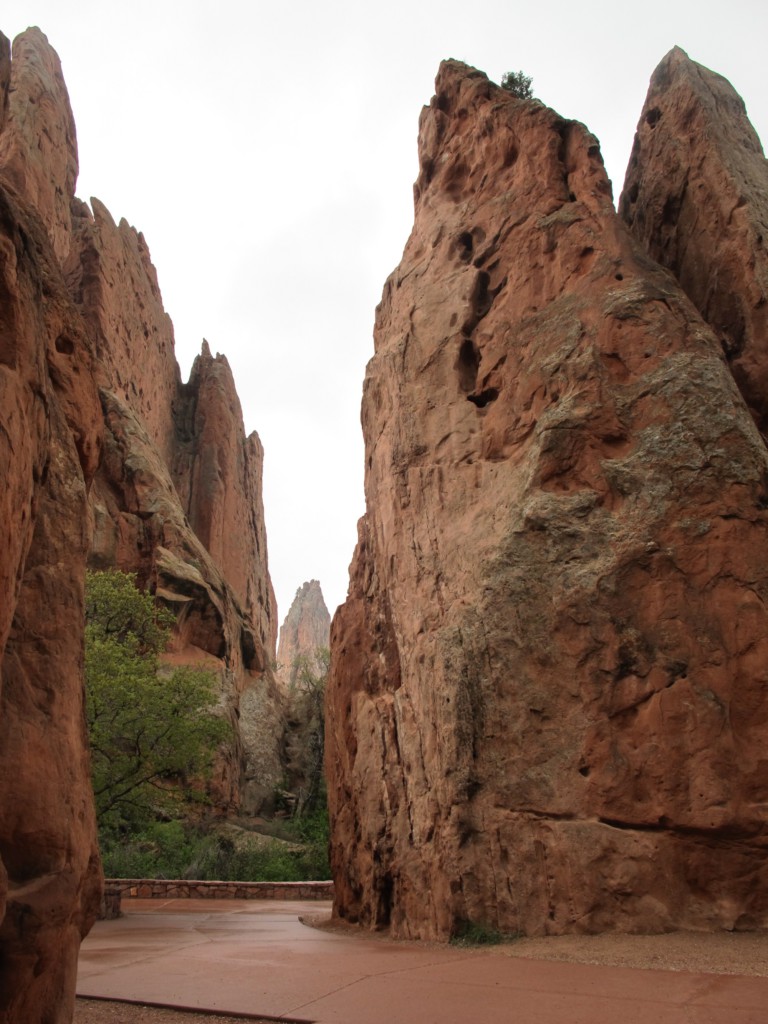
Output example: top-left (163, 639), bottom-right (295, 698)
top-left (173, 342), bottom-right (277, 655)
top-left (57, 80), bottom-right (282, 817)
top-left (326, 60), bottom-right (768, 940)
top-left (0, 28), bottom-right (77, 265)
top-left (70, 207), bottom-right (283, 818)
top-left (620, 47), bottom-right (768, 431)
top-left (277, 580), bottom-right (331, 692)
top-left (0, 32), bottom-right (285, 1024)
top-left (66, 196), bottom-right (180, 467)
top-left (0, 29), bottom-right (102, 1021)
top-left (87, 385), bottom-right (284, 813)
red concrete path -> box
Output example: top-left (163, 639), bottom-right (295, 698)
top-left (76, 899), bottom-right (768, 1023)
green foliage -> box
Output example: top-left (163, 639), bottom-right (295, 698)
top-left (99, 811), bottom-right (331, 881)
top-left (85, 570), bottom-right (229, 831)
top-left (450, 920), bottom-right (507, 946)
top-left (500, 70), bottom-right (533, 100)
top-left (99, 820), bottom-right (198, 879)
top-left (284, 646), bottom-right (329, 817)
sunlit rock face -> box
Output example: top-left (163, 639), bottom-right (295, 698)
top-left (326, 59), bottom-right (768, 941)
top-left (620, 47), bottom-right (768, 432)
top-left (0, 28), bottom-right (102, 1023)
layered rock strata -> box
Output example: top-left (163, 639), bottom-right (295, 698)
top-left (326, 60), bottom-right (768, 940)
top-left (0, 29), bottom-right (102, 1022)
top-left (620, 47), bottom-right (768, 432)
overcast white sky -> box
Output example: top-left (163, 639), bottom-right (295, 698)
top-left (3, 0), bottom-right (768, 624)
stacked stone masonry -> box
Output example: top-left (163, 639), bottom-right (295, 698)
top-left (107, 879), bottom-right (334, 900)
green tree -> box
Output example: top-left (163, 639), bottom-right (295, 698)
top-left (85, 570), bottom-right (229, 830)
top-left (284, 646), bottom-right (329, 818)
top-left (500, 70), bottom-right (534, 99)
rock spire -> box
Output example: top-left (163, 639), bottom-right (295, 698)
top-left (326, 58), bottom-right (768, 940)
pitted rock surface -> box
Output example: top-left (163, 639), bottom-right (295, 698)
top-left (326, 59), bottom-right (768, 940)
top-left (0, 31), bottom-right (102, 1022)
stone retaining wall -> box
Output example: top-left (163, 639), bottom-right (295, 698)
top-left (105, 878), bottom-right (334, 903)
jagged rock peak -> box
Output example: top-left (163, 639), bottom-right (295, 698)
top-left (172, 342), bottom-right (277, 652)
top-left (277, 581), bottom-right (331, 692)
top-left (0, 27), bottom-right (78, 263)
top-left (326, 57), bottom-right (768, 941)
top-left (620, 46), bottom-right (768, 431)
top-left (68, 193), bottom-right (181, 466)
top-left (412, 58), bottom-right (610, 215)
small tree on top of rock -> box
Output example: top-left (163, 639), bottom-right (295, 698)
top-left (501, 70), bottom-right (533, 99)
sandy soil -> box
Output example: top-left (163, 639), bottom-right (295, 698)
top-left (499, 929), bottom-right (768, 977)
top-left (75, 1000), bottom-right (274, 1023)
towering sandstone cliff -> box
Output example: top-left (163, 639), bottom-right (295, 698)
top-left (1, 25), bottom-right (283, 1021)
top-left (61, 60), bottom-right (282, 814)
top-left (0, 28), bottom-right (101, 1023)
top-left (69, 195), bottom-right (283, 810)
top-left (326, 58), bottom-right (768, 939)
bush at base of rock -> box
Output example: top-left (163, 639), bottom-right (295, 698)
top-left (99, 811), bottom-right (330, 883)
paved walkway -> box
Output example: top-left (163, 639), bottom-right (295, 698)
top-left (77, 899), bottom-right (768, 1023)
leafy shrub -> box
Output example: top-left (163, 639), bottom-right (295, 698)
top-left (100, 805), bottom-right (331, 881)
top-left (450, 920), bottom-right (506, 946)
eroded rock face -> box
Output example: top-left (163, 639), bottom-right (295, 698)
top-left (56, 83), bottom-right (282, 818)
top-left (326, 60), bottom-right (768, 940)
top-left (0, 27), bottom-right (78, 265)
top-left (87, 381), bottom-right (284, 813)
top-left (277, 580), bottom-right (331, 692)
top-left (66, 196), bottom-right (180, 468)
top-left (620, 47), bottom-right (768, 430)
top-left (0, 33), bottom-right (285, 1023)
top-left (0, 30), bottom-right (102, 1021)
top-left (173, 342), bottom-right (277, 656)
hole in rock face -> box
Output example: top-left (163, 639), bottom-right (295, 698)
top-left (467, 388), bottom-right (499, 408)
top-left (503, 143), bottom-right (519, 167)
top-left (578, 765), bottom-right (590, 778)
top-left (615, 273), bottom-right (624, 281)
top-left (55, 335), bottom-right (74, 355)
top-left (645, 107), bottom-right (661, 127)
top-left (457, 232), bottom-right (474, 262)
top-left (457, 338), bottom-right (480, 392)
